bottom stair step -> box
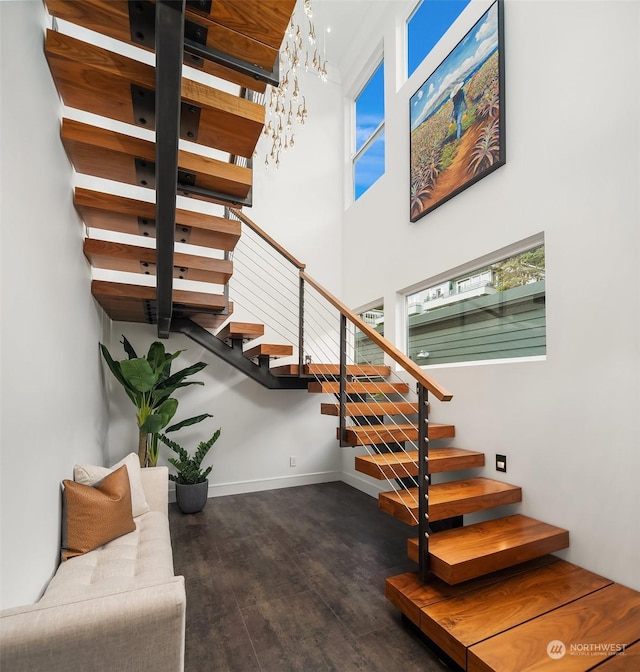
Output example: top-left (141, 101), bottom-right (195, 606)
top-left (386, 561), bottom-right (640, 672)
top-left (408, 514), bottom-right (569, 584)
top-left (421, 559), bottom-right (612, 669)
top-left (468, 582), bottom-right (640, 672)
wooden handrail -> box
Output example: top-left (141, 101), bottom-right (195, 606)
top-left (301, 271), bottom-right (453, 402)
top-left (229, 208), bottom-right (306, 270)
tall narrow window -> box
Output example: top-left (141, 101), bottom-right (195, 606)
top-left (355, 305), bottom-right (384, 365)
top-left (354, 60), bottom-right (385, 200)
top-left (407, 0), bottom-right (472, 78)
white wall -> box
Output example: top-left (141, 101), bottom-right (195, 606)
top-left (0, 1), bottom-right (109, 608)
top-left (339, 0), bottom-right (640, 590)
top-left (103, 324), bottom-right (341, 498)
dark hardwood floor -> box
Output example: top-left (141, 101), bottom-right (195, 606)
top-left (169, 481), bottom-right (452, 672)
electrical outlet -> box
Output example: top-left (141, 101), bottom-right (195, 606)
top-left (289, 456), bottom-right (296, 467)
top-left (496, 454), bottom-right (507, 472)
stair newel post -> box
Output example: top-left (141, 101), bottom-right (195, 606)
top-left (338, 314), bottom-right (348, 446)
top-left (418, 383), bottom-right (431, 583)
top-left (298, 274), bottom-right (305, 373)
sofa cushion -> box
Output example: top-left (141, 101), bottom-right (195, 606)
top-left (61, 466), bottom-right (136, 561)
top-left (74, 453), bottom-right (150, 518)
top-left (41, 511), bottom-right (175, 605)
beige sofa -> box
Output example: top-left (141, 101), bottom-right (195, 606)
top-left (0, 467), bottom-right (186, 672)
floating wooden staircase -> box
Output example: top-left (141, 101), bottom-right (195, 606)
top-left (310, 367), bottom-right (570, 586)
top-left (43, 0), bottom-right (296, 328)
top-left (312, 367), bottom-right (639, 670)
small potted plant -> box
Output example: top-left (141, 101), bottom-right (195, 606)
top-left (159, 419), bottom-right (221, 514)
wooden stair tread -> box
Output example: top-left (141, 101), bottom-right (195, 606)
top-left (44, 0), bottom-right (293, 92)
top-left (190, 303), bottom-right (233, 331)
top-left (307, 363), bottom-right (391, 377)
top-left (84, 238), bottom-right (232, 284)
top-left (74, 188), bottom-right (240, 252)
top-left (321, 401), bottom-right (418, 417)
top-left (243, 343), bottom-right (293, 359)
top-left (419, 514), bottom-right (570, 584)
top-left (45, 30), bottom-right (264, 158)
top-left (379, 477), bottom-right (521, 526)
top-left (271, 364), bottom-right (391, 377)
top-left (385, 557), bottom-right (559, 626)
top-left (595, 640), bottom-right (640, 670)
top-left (217, 321), bottom-right (264, 341)
top-left (61, 118), bottom-right (252, 203)
top-left (340, 422), bottom-right (455, 446)
top-left (355, 447), bottom-right (485, 480)
top-left (307, 381), bottom-right (410, 395)
top-left (185, 0), bottom-right (295, 53)
top-left (468, 583), bottom-right (640, 672)
top-left (91, 279), bottom-right (226, 323)
top-left (421, 560), bottom-right (612, 669)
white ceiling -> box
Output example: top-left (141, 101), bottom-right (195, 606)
top-left (311, 0), bottom-right (396, 71)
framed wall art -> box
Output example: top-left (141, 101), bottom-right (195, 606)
top-left (410, 0), bottom-right (505, 221)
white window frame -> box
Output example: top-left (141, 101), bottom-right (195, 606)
top-left (352, 56), bottom-right (385, 201)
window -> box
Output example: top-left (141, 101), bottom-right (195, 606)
top-left (407, 0), bottom-right (472, 78)
top-left (353, 60), bottom-right (385, 200)
top-left (356, 304), bottom-right (384, 365)
top-left (407, 245), bottom-right (546, 365)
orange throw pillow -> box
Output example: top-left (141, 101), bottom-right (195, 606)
top-left (61, 465), bottom-right (136, 561)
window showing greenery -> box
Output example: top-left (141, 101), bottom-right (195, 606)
top-left (354, 61), bottom-right (385, 200)
top-left (407, 245), bottom-right (546, 365)
top-left (407, 0), bottom-right (472, 78)
top-left (356, 305), bottom-right (384, 365)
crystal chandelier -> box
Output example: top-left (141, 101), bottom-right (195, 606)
top-left (262, 0), bottom-right (328, 168)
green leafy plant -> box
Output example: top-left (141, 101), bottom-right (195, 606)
top-left (159, 420), bottom-right (221, 485)
top-left (99, 336), bottom-right (208, 467)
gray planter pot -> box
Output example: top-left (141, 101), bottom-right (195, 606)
top-left (175, 480), bottom-right (209, 514)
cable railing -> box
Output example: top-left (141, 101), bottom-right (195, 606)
top-left (213, 208), bottom-right (453, 582)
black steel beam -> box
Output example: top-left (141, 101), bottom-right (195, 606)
top-left (155, 0), bottom-right (185, 338)
top-left (183, 38), bottom-right (280, 87)
top-left (172, 318), bottom-right (309, 390)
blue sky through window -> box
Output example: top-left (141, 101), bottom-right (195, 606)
top-left (355, 61), bottom-right (384, 153)
top-left (354, 61), bottom-right (385, 199)
top-left (408, 0), bottom-right (472, 77)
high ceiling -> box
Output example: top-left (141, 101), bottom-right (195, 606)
top-left (311, 0), bottom-right (397, 71)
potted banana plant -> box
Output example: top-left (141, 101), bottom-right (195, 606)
top-left (99, 336), bottom-right (207, 467)
top-left (159, 417), bottom-right (221, 514)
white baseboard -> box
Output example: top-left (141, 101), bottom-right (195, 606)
top-left (168, 470), bottom-right (342, 502)
top-left (339, 471), bottom-right (386, 499)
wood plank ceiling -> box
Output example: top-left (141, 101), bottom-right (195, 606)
top-left (43, 0), bottom-right (296, 335)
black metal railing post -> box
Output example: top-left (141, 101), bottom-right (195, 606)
top-left (418, 383), bottom-right (430, 583)
top-left (298, 275), bottom-right (305, 373)
top-left (338, 314), bottom-right (347, 446)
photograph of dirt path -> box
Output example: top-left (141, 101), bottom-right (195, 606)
top-left (410, 0), bottom-right (504, 221)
